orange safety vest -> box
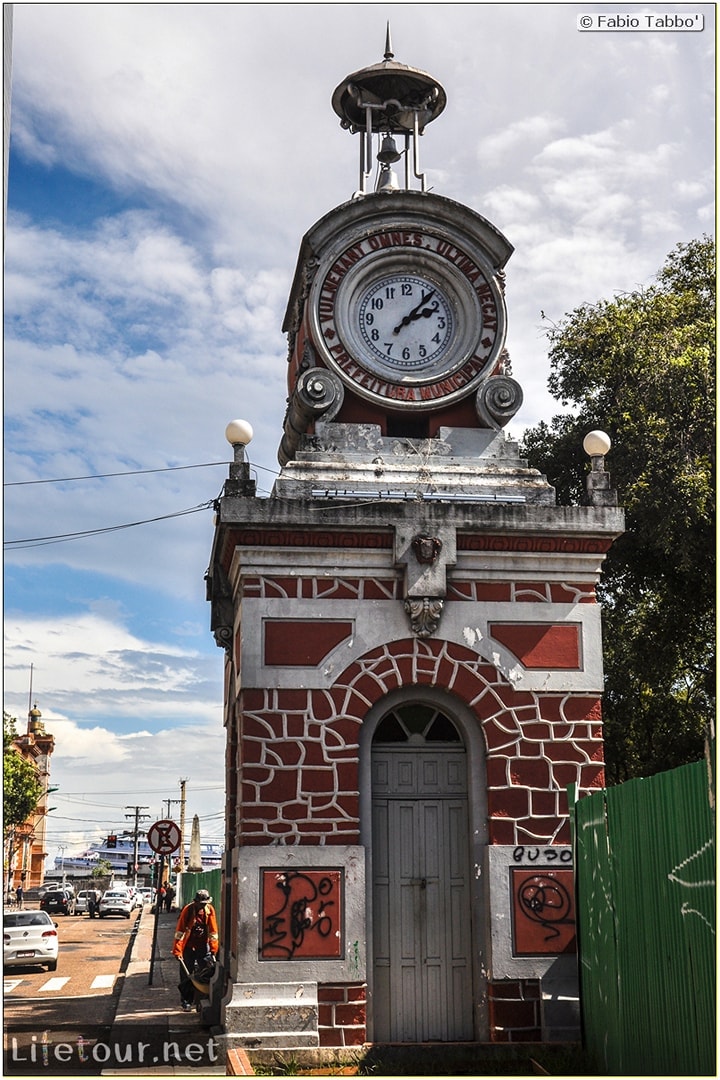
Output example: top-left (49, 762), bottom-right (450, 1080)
top-left (172, 902), bottom-right (219, 957)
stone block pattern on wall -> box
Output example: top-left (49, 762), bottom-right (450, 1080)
top-left (237, 637), bottom-right (603, 847)
top-left (318, 984), bottom-right (367, 1047)
top-left (242, 575), bottom-right (595, 604)
top-left (488, 979), bottom-right (542, 1042)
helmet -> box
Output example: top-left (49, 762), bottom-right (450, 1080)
top-left (194, 889), bottom-right (212, 903)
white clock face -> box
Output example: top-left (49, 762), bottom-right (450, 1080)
top-left (357, 274), bottom-right (454, 373)
top-left (310, 227), bottom-right (507, 410)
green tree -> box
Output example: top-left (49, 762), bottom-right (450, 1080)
top-left (4, 712), bottom-right (45, 893)
top-left (522, 237), bottom-right (715, 783)
top-left (91, 859), bottom-right (113, 879)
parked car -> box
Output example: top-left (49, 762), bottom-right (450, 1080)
top-left (75, 889), bottom-right (101, 915)
top-left (99, 890), bottom-right (133, 919)
top-left (125, 886), bottom-right (143, 909)
top-left (138, 887), bottom-right (154, 905)
top-left (40, 888), bottom-right (76, 916)
top-left (4, 909), bottom-right (59, 970)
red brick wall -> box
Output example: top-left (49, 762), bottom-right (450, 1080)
top-left (236, 638), bottom-right (603, 847)
top-left (488, 979), bottom-right (542, 1042)
top-left (318, 984), bottom-right (367, 1047)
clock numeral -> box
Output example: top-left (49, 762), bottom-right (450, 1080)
top-left (437, 317), bottom-right (446, 329)
top-left (371, 329), bottom-right (379, 342)
top-left (432, 332), bottom-right (442, 345)
top-left (371, 298), bottom-right (384, 310)
top-left (384, 343), bottom-right (394, 355)
top-left (365, 312), bottom-right (374, 326)
top-left (418, 345), bottom-right (427, 359)
top-left (402, 347), bottom-right (410, 361)
top-left (385, 286), bottom-right (396, 300)
top-left (401, 283), bottom-right (412, 296)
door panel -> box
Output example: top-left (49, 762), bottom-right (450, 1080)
top-left (372, 748), bottom-right (473, 1042)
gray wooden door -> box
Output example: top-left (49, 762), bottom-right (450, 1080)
top-left (371, 714), bottom-right (473, 1042)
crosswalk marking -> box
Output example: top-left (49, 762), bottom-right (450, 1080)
top-left (4, 973), bottom-right (119, 995)
top-left (39, 976), bottom-right (71, 992)
top-left (90, 974), bottom-right (116, 989)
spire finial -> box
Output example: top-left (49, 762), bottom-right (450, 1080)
top-left (384, 22), bottom-right (393, 62)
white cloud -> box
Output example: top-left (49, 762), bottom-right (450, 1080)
top-left (476, 115), bottom-right (567, 165)
top-left (3, 611), bottom-right (220, 721)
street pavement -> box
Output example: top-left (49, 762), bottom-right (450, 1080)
top-left (104, 908), bottom-right (225, 1076)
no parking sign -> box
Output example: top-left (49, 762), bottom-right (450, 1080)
top-left (147, 819), bottom-right (181, 856)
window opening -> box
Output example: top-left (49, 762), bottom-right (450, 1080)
top-left (373, 704), bottom-right (461, 744)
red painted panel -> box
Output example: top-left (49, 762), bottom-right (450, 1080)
top-left (260, 868), bottom-right (343, 960)
top-left (511, 868), bottom-right (576, 955)
top-left (490, 623), bottom-right (581, 669)
top-left (264, 620), bottom-right (353, 666)
top-left (476, 582), bottom-right (513, 601)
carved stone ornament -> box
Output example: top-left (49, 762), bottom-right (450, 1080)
top-left (207, 561), bottom-right (234, 654)
top-left (213, 625), bottom-right (233, 653)
top-left (412, 534), bottom-right (443, 565)
top-left (475, 375), bottom-right (524, 430)
top-left (278, 366), bottom-right (345, 467)
top-left (404, 597), bottom-right (444, 638)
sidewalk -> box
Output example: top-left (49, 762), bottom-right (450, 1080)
top-left (103, 908), bottom-right (225, 1075)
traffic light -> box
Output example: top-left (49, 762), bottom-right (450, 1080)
top-left (107, 835), bottom-right (117, 848)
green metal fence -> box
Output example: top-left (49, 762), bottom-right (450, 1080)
top-left (572, 757), bottom-right (716, 1075)
top-left (177, 867), bottom-right (222, 925)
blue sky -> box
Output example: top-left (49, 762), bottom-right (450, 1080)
top-left (4, 2), bottom-right (715, 867)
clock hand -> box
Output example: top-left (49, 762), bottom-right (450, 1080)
top-left (393, 288), bottom-right (436, 334)
top-left (414, 300), bottom-right (440, 320)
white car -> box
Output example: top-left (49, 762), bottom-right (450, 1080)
top-left (4, 909), bottom-right (59, 970)
top-left (75, 889), bottom-right (102, 914)
top-left (138, 887), bottom-right (154, 905)
top-left (99, 890), bottom-right (133, 919)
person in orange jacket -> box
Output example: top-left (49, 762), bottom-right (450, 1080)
top-left (172, 889), bottom-right (219, 1010)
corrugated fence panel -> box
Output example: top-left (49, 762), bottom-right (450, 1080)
top-left (178, 867), bottom-right (222, 925)
top-left (572, 787), bottom-right (620, 1067)
top-left (573, 758), bottom-right (715, 1075)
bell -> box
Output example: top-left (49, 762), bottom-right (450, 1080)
top-left (377, 134), bottom-right (401, 164)
top-left (376, 164), bottom-right (399, 193)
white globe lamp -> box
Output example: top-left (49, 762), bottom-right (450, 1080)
top-left (225, 419), bottom-right (254, 448)
top-left (583, 430), bottom-right (611, 458)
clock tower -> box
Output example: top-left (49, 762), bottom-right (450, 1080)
top-left (207, 32), bottom-right (623, 1060)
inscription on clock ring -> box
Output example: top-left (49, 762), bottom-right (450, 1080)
top-left (310, 224), bottom-right (508, 409)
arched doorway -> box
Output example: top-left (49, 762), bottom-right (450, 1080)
top-left (371, 702), bottom-right (474, 1042)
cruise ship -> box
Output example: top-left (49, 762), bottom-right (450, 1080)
top-left (52, 835), bottom-right (223, 877)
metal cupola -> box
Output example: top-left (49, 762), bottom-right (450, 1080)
top-left (331, 24), bottom-right (446, 195)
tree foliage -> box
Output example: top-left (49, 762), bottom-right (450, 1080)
top-left (91, 859), bottom-right (114, 879)
top-left (522, 237), bottom-right (715, 783)
top-left (3, 712), bottom-right (44, 831)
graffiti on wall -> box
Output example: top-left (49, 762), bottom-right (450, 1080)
top-left (511, 868), bottom-right (576, 955)
top-left (261, 868), bottom-right (343, 960)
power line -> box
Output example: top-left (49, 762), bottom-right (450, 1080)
top-left (4, 461), bottom-right (229, 487)
top-left (4, 458), bottom-right (281, 488)
top-left (4, 501), bottom-right (214, 550)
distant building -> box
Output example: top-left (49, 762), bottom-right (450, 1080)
top-left (7, 703), bottom-right (56, 890)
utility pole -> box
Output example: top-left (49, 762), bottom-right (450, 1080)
top-left (178, 779), bottom-right (187, 873)
top-left (125, 805), bottom-right (150, 887)
top-left (163, 798), bottom-right (180, 819)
